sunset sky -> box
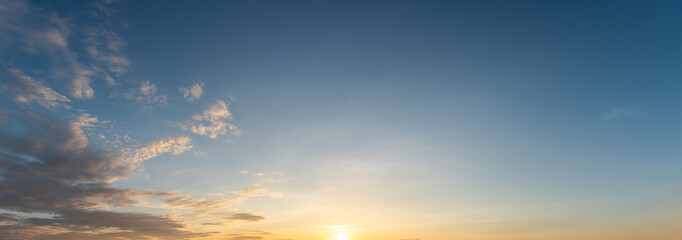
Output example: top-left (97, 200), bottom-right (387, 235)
top-left (2, 0), bottom-right (682, 239)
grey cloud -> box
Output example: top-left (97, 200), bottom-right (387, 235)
top-left (224, 213), bottom-right (266, 222)
top-left (0, 109), bottom-right (207, 239)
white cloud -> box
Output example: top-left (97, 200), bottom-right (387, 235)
top-left (178, 100), bottom-right (240, 138)
top-left (0, 69), bottom-right (70, 109)
top-left (179, 82), bottom-right (204, 102)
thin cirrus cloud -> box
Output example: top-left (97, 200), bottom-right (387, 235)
top-left (179, 82), bottom-right (205, 102)
top-left (600, 109), bottom-right (640, 120)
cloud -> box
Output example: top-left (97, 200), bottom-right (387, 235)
top-left (84, 27), bottom-right (131, 76)
top-left (125, 135), bottom-right (193, 164)
top-left (0, 0), bottom-right (137, 101)
top-left (0, 0), bottom-right (100, 100)
top-left (70, 67), bottom-right (95, 99)
top-left (123, 81), bottom-right (168, 110)
top-left (21, 210), bottom-right (208, 240)
top-left (0, 69), bottom-right (70, 109)
top-left (226, 236), bottom-right (264, 240)
top-left (601, 109), bottom-right (639, 120)
top-left (63, 113), bottom-right (99, 152)
top-left (224, 213), bottom-right (266, 222)
top-left (0, 2), bottom-right (273, 239)
top-left (234, 188), bottom-right (284, 198)
top-left (177, 100), bottom-right (240, 138)
top-left (179, 82), bottom-right (204, 102)
top-left (0, 108), bottom-right (235, 239)
top-left (162, 195), bottom-right (243, 210)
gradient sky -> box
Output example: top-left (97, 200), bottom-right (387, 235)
top-left (1, 0), bottom-right (682, 239)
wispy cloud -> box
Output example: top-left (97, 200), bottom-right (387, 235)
top-left (179, 82), bottom-right (204, 102)
top-left (600, 108), bottom-right (639, 120)
top-left (0, 69), bottom-right (70, 109)
top-left (0, 0), bottom-right (99, 100)
top-left (162, 195), bottom-right (244, 210)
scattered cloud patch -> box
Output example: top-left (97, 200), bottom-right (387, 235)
top-left (177, 100), bottom-right (240, 138)
top-left (179, 82), bottom-right (204, 102)
top-left (123, 81), bottom-right (168, 110)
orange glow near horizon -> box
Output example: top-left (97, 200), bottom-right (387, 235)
top-left (328, 225), bottom-right (353, 240)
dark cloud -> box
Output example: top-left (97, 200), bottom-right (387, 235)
top-left (0, 109), bottom-right (202, 239)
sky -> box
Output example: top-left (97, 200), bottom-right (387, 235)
top-left (1, 0), bottom-right (682, 239)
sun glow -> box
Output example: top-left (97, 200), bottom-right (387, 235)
top-left (333, 232), bottom-right (349, 240)
top-left (328, 225), bottom-right (353, 240)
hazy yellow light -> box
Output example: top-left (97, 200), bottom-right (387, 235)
top-left (333, 232), bottom-right (349, 240)
top-left (328, 225), bottom-right (352, 240)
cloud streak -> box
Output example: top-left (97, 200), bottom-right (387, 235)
top-left (0, 69), bottom-right (70, 109)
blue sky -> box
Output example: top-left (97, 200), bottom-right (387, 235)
top-left (1, 0), bottom-right (682, 239)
